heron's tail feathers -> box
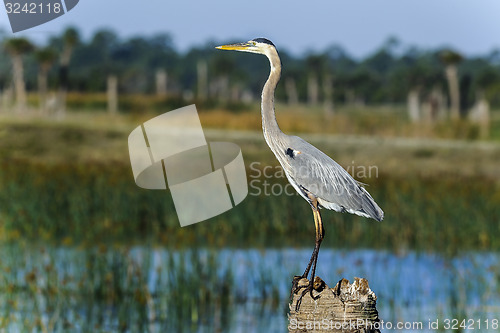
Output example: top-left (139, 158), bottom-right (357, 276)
top-left (318, 186), bottom-right (384, 222)
top-left (357, 187), bottom-right (384, 222)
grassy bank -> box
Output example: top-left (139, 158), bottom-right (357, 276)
top-left (0, 111), bottom-right (499, 252)
top-left (1, 162), bottom-right (498, 252)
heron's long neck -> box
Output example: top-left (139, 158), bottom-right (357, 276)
top-left (261, 51), bottom-right (283, 144)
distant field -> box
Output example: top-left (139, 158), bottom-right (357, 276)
top-left (18, 96), bottom-right (500, 139)
top-left (0, 109), bottom-right (499, 252)
top-left (1, 108), bottom-right (500, 179)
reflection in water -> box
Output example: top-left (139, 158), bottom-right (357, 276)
top-left (0, 246), bottom-right (498, 332)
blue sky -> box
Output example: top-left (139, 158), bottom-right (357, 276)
top-left (1, 0), bottom-right (499, 58)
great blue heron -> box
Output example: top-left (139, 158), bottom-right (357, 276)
top-left (216, 38), bottom-right (383, 309)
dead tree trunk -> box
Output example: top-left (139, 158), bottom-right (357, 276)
top-left (155, 69), bottom-right (168, 97)
top-left (308, 75), bottom-right (319, 106)
top-left (197, 60), bottom-right (208, 101)
top-left (445, 65), bottom-right (460, 120)
top-left (38, 66), bottom-right (50, 114)
top-left (12, 54), bottom-right (26, 112)
top-left (285, 77), bottom-right (299, 106)
top-left (107, 75), bottom-right (118, 115)
top-left (323, 74), bottom-right (334, 117)
top-left (469, 94), bottom-right (490, 139)
top-left (1, 86), bottom-right (14, 112)
top-left (407, 89), bottom-right (420, 123)
top-left (289, 277), bottom-right (380, 333)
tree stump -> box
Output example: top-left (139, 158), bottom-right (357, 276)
top-left (289, 277), bottom-right (380, 333)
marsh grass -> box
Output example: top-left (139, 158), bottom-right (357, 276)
top-left (0, 159), bottom-right (499, 253)
top-left (0, 245), bottom-right (498, 332)
top-left (15, 98), bottom-right (500, 140)
top-left (0, 245), bottom-right (239, 332)
top-left (0, 112), bottom-right (499, 251)
top-left (198, 104), bottom-right (500, 140)
top-left (1, 109), bottom-right (500, 331)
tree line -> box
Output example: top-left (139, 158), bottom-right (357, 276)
top-left (1, 27), bottom-right (500, 117)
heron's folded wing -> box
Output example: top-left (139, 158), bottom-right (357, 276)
top-left (287, 137), bottom-right (383, 221)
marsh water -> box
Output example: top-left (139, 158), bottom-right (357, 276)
top-left (1, 127), bottom-right (500, 332)
top-left (1, 245), bottom-right (499, 332)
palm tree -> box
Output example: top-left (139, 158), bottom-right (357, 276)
top-left (155, 69), bottom-right (167, 97)
top-left (58, 27), bottom-right (80, 115)
top-left (440, 49), bottom-right (463, 120)
top-left (399, 59), bottom-right (442, 123)
top-left (35, 47), bottom-right (57, 113)
top-left (4, 37), bottom-right (33, 112)
top-left (305, 54), bottom-right (324, 106)
top-left (306, 53), bottom-right (335, 116)
top-left (210, 54), bottom-right (234, 101)
top-left (285, 76), bottom-right (299, 105)
top-left (322, 73), bottom-right (334, 117)
top-left (197, 60), bottom-right (208, 100)
top-left (107, 75), bottom-right (118, 114)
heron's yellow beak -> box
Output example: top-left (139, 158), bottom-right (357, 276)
top-left (216, 42), bottom-right (252, 51)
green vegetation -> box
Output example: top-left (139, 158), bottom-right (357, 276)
top-left (1, 27), bottom-right (499, 331)
top-left (1, 161), bottom-right (499, 253)
top-left (0, 111), bottom-right (499, 253)
top-left (0, 109), bottom-right (499, 331)
top-left (1, 28), bottom-right (500, 110)
top-left (0, 245), bottom-right (240, 332)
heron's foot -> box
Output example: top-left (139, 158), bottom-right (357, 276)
top-left (293, 276), bottom-right (326, 311)
top-left (290, 275), bottom-right (308, 300)
top-left (313, 276), bottom-right (326, 292)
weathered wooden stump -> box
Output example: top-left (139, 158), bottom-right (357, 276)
top-left (289, 277), bottom-right (380, 333)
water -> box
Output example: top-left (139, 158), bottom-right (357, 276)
top-left (0, 246), bottom-right (498, 332)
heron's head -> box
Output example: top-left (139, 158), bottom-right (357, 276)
top-left (216, 38), bottom-right (276, 56)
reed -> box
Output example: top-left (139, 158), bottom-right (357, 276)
top-left (1, 109), bottom-right (499, 331)
top-left (0, 245), bottom-right (497, 332)
top-left (0, 159), bottom-right (499, 253)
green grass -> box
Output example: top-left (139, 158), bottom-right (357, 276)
top-left (1, 150), bottom-right (499, 253)
top-left (16, 95), bottom-right (500, 140)
top-left (0, 109), bottom-right (499, 253)
top-left (0, 245), bottom-right (238, 332)
top-left (1, 109), bottom-right (499, 331)
top-left (198, 104), bottom-right (500, 140)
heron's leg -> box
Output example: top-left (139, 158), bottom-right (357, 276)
top-left (291, 205), bottom-right (318, 295)
top-left (293, 204), bottom-right (325, 310)
top-left (306, 208), bottom-right (324, 298)
top-left (301, 206), bottom-right (324, 278)
top-left (291, 205), bottom-right (320, 298)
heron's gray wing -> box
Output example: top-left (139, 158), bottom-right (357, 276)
top-left (284, 136), bottom-right (383, 221)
